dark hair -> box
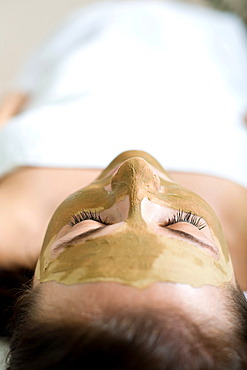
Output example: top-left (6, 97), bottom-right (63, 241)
top-left (4, 280), bottom-right (247, 370)
top-left (0, 268), bottom-right (34, 337)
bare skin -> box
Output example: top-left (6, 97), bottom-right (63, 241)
top-left (0, 93), bottom-right (29, 128)
top-left (35, 281), bottom-right (236, 338)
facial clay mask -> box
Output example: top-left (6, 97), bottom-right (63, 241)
top-left (35, 151), bottom-right (234, 288)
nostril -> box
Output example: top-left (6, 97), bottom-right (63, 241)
top-left (110, 157), bottom-right (162, 192)
top-left (153, 172), bottom-right (161, 190)
top-left (111, 161), bottom-right (134, 191)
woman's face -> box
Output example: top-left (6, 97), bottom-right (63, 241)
top-left (34, 150), bottom-right (235, 289)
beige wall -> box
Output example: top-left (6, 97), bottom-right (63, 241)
top-left (0, 0), bottom-right (99, 100)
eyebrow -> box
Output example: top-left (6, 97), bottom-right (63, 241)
top-left (53, 226), bottom-right (107, 251)
top-left (167, 229), bottom-right (218, 256)
top-left (53, 225), bottom-right (218, 257)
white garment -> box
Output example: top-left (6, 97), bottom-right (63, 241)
top-left (0, 0), bottom-right (247, 186)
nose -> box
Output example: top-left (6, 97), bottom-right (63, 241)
top-left (111, 157), bottom-right (161, 220)
top-left (111, 157), bottom-right (161, 191)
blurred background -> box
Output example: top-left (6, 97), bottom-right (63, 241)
top-left (0, 0), bottom-right (102, 101)
top-left (1, 0), bottom-right (246, 101)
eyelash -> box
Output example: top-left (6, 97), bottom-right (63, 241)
top-left (68, 209), bottom-right (206, 230)
top-left (165, 209), bottom-right (206, 230)
top-left (68, 210), bottom-right (109, 227)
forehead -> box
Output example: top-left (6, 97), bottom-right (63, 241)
top-left (35, 280), bottom-right (232, 331)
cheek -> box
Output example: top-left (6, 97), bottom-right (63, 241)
top-left (100, 197), bottom-right (130, 223)
top-left (141, 199), bottom-right (172, 223)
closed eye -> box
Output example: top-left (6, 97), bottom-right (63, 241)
top-left (163, 209), bottom-right (206, 230)
top-left (69, 209), bottom-right (206, 232)
top-left (68, 210), bottom-right (109, 227)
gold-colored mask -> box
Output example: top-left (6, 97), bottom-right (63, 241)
top-left (35, 150), bottom-right (234, 288)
